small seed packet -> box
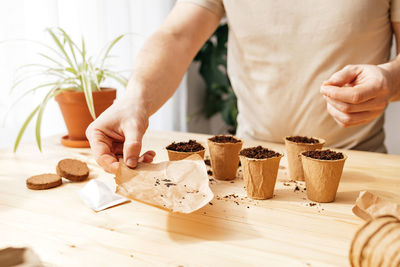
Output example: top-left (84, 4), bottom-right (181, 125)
top-left (115, 155), bottom-right (214, 213)
top-left (79, 179), bottom-right (130, 212)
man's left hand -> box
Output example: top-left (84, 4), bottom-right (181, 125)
top-left (320, 64), bottom-right (393, 127)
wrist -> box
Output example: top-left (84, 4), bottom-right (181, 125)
top-left (122, 80), bottom-right (152, 118)
top-left (379, 58), bottom-right (400, 102)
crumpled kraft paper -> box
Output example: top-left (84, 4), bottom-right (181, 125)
top-left (115, 155), bottom-right (213, 213)
top-left (352, 191), bottom-right (400, 221)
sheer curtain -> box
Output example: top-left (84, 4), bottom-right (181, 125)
top-left (0, 0), bottom-right (187, 149)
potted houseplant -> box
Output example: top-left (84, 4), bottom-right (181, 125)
top-left (194, 23), bottom-right (238, 134)
top-left (10, 27), bottom-right (127, 151)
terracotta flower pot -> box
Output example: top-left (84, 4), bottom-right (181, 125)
top-left (55, 88), bottom-right (116, 148)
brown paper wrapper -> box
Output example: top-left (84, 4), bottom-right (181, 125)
top-left (207, 138), bottom-right (242, 181)
top-left (239, 154), bottom-right (282, 200)
top-left (284, 137), bottom-right (325, 181)
top-left (301, 152), bottom-right (346, 203)
top-left (167, 149), bottom-right (205, 161)
top-left (352, 191), bottom-right (400, 221)
top-left (115, 155), bottom-right (213, 213)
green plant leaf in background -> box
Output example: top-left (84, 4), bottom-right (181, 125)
top-left (194, 23), bottom-right (238, 134)
top-left (13, 105), bottom-right (40, 152)
top-left (35, 88), bottom-right (56, 151)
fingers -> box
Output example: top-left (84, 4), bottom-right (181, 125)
top-left (99, 156), bottom-right (120, 174)
top-left (326, 102), bottom-right (383, 128)
top-left (139, 150), bottom-right (156, 163)
top-left (323, 96), bottom-right (387, 113)
top-left (86, 128), bottom-right (119, 174)
top-left (320, 85), bottom-right (378, 104)
top-left (110, 143), bottom-right (156, 164)
top-left (324, 65), bottom-right (360, 86)
top-left (123, 124), bottom-right (145, 168)
top-left (111, 142), bottom-right (124, 155)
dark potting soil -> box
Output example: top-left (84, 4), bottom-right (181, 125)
top-left (286, 136), bottom-right (319, 144)
top-left (302, 149), bottom-right (344, 160)
top-left (166, 140), bottom-right (204, 152)
top-left (204, 159), bottom-right (211, 166)
top-left (239, 146), bottom-right (281, 159)
top-left (209, 135), bottom-right (241, 143)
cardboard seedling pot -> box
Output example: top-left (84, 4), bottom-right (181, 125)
top-left (301, 151), bottom-right (346, 203)
top-left (167, 149), bottom-right (205, 161)
top-left (284, 137), bottom-right (325, 181)
top-left (207, 138), bottom-right (243, 181)
top-left (239, 154), bottom-right (283, 200)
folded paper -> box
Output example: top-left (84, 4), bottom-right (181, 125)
top-left (79, 179), bottom-right (130, 212)
top-left (352, 191), bottom-right (400, 221)
top-left (115, 155), bottom-right (213, 213)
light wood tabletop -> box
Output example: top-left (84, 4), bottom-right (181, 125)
top-left (0, 130), bottom-right (399, 266)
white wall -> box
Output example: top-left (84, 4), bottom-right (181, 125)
top-left (384, 103), bottom-right (400, 154)
top-left (0, 0), bottom-right (185, 150)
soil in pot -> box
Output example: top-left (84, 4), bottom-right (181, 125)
top-left (301, 149), bottom-right (347, 203)
top-left (239, 146), bottom-right (282, 200)
top-left (239, 146), bottom-right (281, 159)
top-left (209, 135), bottom-right (241, 143)
top-left (284, 135), bottom-right (325, 181)
top-left (166, 140), bottom-right (205, 161)
top-left (302, 149), bottom-right (344, 160)
top-left (207, 135), bottom-right (242, 181)
top-left (286, 136), bottom-right (320, 144)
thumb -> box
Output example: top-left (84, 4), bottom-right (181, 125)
top-left (123, 124), bottom-right (145, 168)
top-left (324, 65), bottom-right (360, 87)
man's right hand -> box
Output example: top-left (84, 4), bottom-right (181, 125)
top-left (86, 98), bottom-right (155, 174)
top-left (86, 2), bottom-right (222, 173)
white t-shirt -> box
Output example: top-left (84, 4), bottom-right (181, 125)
top-left (179, 0), bottom-right (400, 152)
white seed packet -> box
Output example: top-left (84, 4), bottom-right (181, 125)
top-left (79, 179), bottom-right (130, 212)
top-left (116, 155), bottom-right (214, 213)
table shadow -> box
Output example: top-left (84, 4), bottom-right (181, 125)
top-left (340, 170), bottom-right (377, 184)
top-left (166, 204), bottom-right (261, 244)
top-left (334, 190), bottom-right (360, 204)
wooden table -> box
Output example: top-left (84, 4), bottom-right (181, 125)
top-left (0, 131), bottom-right (399, 266)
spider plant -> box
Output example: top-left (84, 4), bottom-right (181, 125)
top-left (10, 27), bottom-right (128, 152)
